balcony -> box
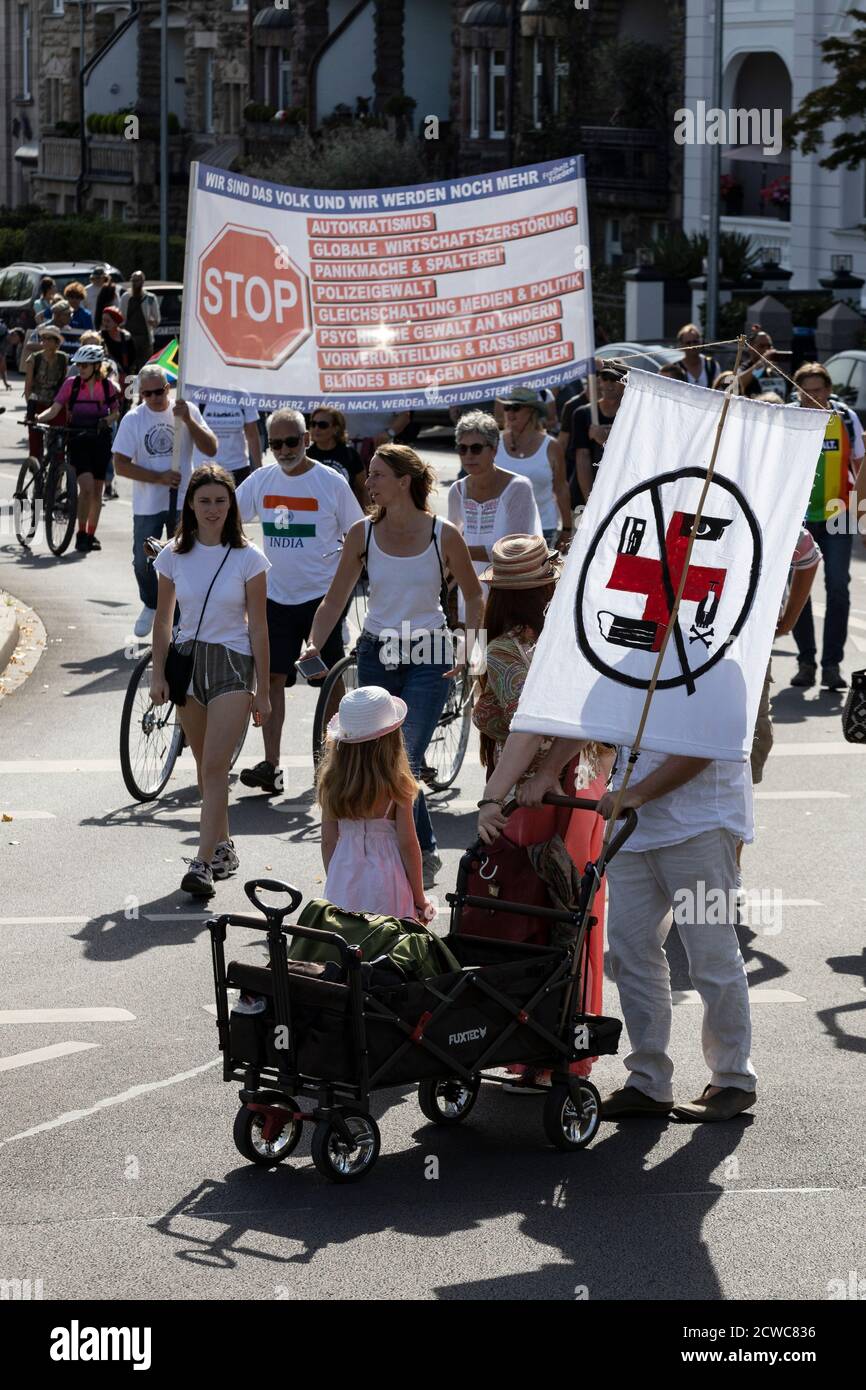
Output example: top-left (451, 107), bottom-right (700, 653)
top-left (38, 134), bottom-right (187, 187)
top-left (580, 127), bottom-right (669, 206)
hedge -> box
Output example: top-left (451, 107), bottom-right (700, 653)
top-left (0, 228), bottom-right (26, 264)
top-left (20, 218), bottom-right (186, 280)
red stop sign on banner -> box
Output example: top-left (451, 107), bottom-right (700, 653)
top-left (196, 224), bottom-right (311, 368)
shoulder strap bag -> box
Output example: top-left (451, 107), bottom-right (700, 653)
top-left (842, 669), bottom-right (866, 743)
top-left (163, 547), bottom-right (231, 706)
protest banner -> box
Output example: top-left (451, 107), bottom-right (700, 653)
top-left (177, 157), bottom-right (595, 413)
top-left (510, 370), bottom-right (829, 761)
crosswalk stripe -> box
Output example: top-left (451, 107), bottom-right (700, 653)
top-left (0, 756), bottom-right (318, 773)
top-left (0, 1041), bottom-right (98, 1073)
top-left (0, 1008), bottom-right (134, 1024)
top-left (0, 916), bottom-right (90, 926)
top-left (673, 987), bottom-right (805, 1004)
top-left (753, 790), bottom-right (849, 800)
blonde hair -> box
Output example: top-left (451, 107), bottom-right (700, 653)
top-left (369, 443), bottom-right (436, 519)
top-left (317, 727), bottom-right (419, 821)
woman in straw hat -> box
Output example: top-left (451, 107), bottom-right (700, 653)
top-left (495, 387), bottom-right (573, 549)
top-left (473, 534), bottom-right (612, 1089)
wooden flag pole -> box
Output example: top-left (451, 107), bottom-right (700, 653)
top-left (559, 335), bottom-right (747, 1025)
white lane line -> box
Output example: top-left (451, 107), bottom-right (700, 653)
top-left (143, 912), bottom-right (215, 921)
top-left (773, 899), bottom-right (822, 907)
top-left (0, 916), bottom-right (90, 926)
top-left (673, 987), bottom-right (806, 1004)
top-left (0, 1008), bottom-right (135, 1024)
top-left (0, 1057), bottom-right (221, 1149)
top-left (772, 743), bottom-right (866, 756)
top-left (0, 1041), bottom-right (98, 1074)
top-left (0, 811), bottom-right (56, 820)
top-left (0, 756), bottom-right (316, 773)
top-left (753, 790), bottom-right (849, 800)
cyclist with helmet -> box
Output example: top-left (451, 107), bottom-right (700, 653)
top-left (37, 343), bottom-right (120, 553)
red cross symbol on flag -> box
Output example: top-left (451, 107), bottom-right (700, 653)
top-left (605, 510), bottom-right (728, 653)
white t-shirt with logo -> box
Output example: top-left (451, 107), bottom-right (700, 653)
top-left (192, 398), bottom-right (259, 474)
top-left (610, 747), bottom-right (754, 852)
top-left (153, 540), bottom-right (270, 654)
top-left (236, 461), bottom-right (363, 605)
top-left (113, 397), bottom-right (208, 514)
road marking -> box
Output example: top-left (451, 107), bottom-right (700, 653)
top-left (0, 756), bottom-right (316, 773)
top-left (0, 1057), bottom-right (221, 1149)
top-left (0, 1008), bottom-right (135, 1024)
top-left (771, 744), bottom-right (866, 756)
top-left (673, 987), bottom-right (806, 1004)
top-left (143, 912), bottom-right (215, 921)
top-left (0, 811), bottom-right (56, 820)
top-left (753, 790), bottom-right (849, 800)
top-left (0, 1041), bottom-right (98, 1074)
top-left (0, 916), bottom-right (90, 926)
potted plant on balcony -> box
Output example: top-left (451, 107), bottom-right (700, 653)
top-left (720, 173), bottom-right (743, 217)
top-left (759, 175), bottom-right (791, 219)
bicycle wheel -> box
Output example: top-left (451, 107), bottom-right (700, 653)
top-left (13, 459), bottom-right (41, 547)
top-left (230, 707), bottom-right (251, 770)
top-left (120, 648), bottom-right (184, 801)
top-left (44, 459), bottom-right (78, 556)
top-left (423, 667), bottom-right (473, 791)
top-left (312, 652), bottom-right (359, 763)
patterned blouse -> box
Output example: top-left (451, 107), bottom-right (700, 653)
top-left (473, 630), bottom-right (552, 769)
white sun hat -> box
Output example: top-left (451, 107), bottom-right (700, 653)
top-left (326, 685), bottom-right (408, 744)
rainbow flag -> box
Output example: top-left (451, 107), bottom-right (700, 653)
top-left (806, 412), bottom-right (852, 522)
top-left (146, 337), bottom-right (179, 385)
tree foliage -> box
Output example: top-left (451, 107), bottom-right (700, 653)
top-left (786, 8), bottom-right (866, 169)
top-left (241, 126), bottom-right (430, 190)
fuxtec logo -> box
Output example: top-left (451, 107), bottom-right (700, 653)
top-left (448, 1025), bottom-right (487, 1046)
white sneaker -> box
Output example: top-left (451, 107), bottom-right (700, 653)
top-left (134, 606), bottom-right (156, 639)
top-left (211, 839), bottom-right (239, 880)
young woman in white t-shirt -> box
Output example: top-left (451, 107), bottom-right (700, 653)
top-left (151, 464), bottom-right (271, 898)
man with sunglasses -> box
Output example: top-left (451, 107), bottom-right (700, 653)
top-left (235, 407), bottom-right (364, 796)
top-left (113, 365), bottom-right (217, 638)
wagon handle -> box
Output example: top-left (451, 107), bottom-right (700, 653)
top-left (243, 878), bottom-right (303, 921)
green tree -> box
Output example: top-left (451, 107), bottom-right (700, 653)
top-left (787, 8), bottom-right (866, 169)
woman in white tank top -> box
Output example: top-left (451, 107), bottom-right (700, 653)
top-left (495, 386), bottom-right (573, 547)
top-left (305, 444), bottom-right (483, 885)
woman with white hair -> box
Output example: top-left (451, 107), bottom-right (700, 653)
top-left (447, 410), bottom-right (543, 615)
top-left (235, 407), bottom-right (364, 797)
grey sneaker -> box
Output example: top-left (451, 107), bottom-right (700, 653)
top-left (239, 760), bottom-right (284, 795)
top-left (821, 665), bottom-right (847, 691)
top-left (422, 850), bottom-right (442, 889)
top-left (181, 858), bottom-right (215, 898)
top-left (211, 839), bottom-right (239, 880)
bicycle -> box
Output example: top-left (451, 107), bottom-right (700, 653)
top-left (119, 538), bottom-right (250, 801)
top-left (13, 423), bottom-right (83, 556)
top-left (311, 642), bottom-right (474, 791)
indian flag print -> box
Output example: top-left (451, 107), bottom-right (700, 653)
top-left (262, 494), bottom-right (318, 539)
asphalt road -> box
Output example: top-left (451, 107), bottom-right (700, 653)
top-left (1, 377), bottom-right (865, 1302)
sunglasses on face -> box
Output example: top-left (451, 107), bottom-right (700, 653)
top-left (142, 387), bottom-right (166, 398)
top-left (456, 442), bottom-right (488, 456)
top-left (269, 436), bottom-right (301, 450)
top-left (310, 419), bottom-right (331, 429)
top-left (503, 403), bottom-right (525, 413)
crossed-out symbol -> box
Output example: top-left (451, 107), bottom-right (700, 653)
top-left (575, 468), bottom-right (762, 694)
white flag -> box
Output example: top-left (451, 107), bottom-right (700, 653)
top-left (511, 370), bottom-right (828, 760)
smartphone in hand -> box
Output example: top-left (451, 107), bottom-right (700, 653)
top-left (295, 654), bottom-right (329, 682)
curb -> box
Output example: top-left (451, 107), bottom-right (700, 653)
top-left (0, 599), bottom-right (19, 678)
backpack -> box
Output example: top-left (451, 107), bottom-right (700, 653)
top-left (363, 515), bottom-right (454, 627)
top-left (69, 373), bottom-right (113, 415)
top-left (290, 898), bottom-right (461, 981)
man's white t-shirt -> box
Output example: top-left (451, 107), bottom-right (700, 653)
top-left (113, 397), bottom-right (207, 514)
top-left (192, 398), bottom-right (259, 473)
top-left (236, 460), bottom-right (363, 605)
top-left (610, 747), bottom-right (754, 852)
top-left (153, 540), bottom-right (270, 654)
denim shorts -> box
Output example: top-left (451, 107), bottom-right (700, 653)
top-left (178, 639), bottom-right (255, 707)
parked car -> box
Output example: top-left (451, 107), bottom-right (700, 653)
top-left (824, 350), bottom-right (866, 426)
top-left (0, 260), bottom-right (123, 366)
top-left (595, 341), bottom-right (685, 373)
top-left (118, 280), bottom-right (182, 356)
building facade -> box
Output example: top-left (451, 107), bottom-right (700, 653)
top-left (683, 0), bottom-right (866, 290)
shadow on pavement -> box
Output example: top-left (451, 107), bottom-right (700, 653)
top-left (816, 950), bottom-right (866, 1055)
top-left (151, 1094), bottom-right (748, 1298)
